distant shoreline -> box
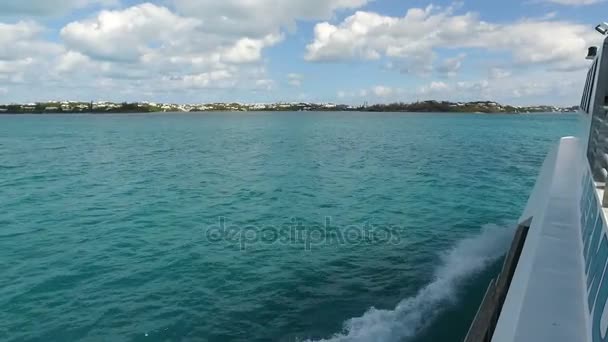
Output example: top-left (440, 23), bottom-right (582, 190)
top-left (0, 100), bottom-right (577, 115)
top-left (0, 110), bottom-right (576, 115)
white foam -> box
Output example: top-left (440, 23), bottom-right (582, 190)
top-left (311, 223), bottom-right (515, 342)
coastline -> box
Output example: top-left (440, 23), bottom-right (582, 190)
top-left (0, 110), bottom-right (576, 115)
top-left (0, 100), bottom-right (577, 115)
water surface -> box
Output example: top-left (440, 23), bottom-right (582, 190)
top-left (0, 112), bottom-right (581, 341)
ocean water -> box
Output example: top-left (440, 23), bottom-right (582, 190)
top-left (0, 112), bottom-right (581, 342)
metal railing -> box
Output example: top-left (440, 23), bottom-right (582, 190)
top-left (586, 38), bottom-right (608, 207)
top-left (587, 106), bottom-right (608, 207)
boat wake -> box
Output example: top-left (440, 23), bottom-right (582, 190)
top-left (311, 223), bottom-right (515, 342)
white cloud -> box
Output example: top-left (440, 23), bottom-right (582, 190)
top-left (0, 21), bottom-right (65, 88)
top-left (222, 34), bottom-right (284, 64)
top-left (172, 0), bottom-right (370, 38)
top-left (305, 5), bottom-right (599, 72)
top-left (54, 3), bottom-right (288, 96)
top-left (411, 71), bottom-right (583, 105)
top-left (0, 21), bottom-right (41, 45)
top-left (0, 58), bottom-right (35, 74)
top-left (0, 1), bottom-right (596, 105)
top-left (0, 21), bottom-right (63, 60)
top-left (58, 3), bottom-right (287, 73)
top-left (56, 51), bottom-right (92, 73)
top-left (336, 64), bottom-right (587, 105)
top-left (61, 4), bottom-right (200, 62)
top-left (287, 73), bottom-right (303, 87)
top-left (415, 76), bottom-right (578, 104)
top-left (0, 0), bottom-right (375, 103)
top-left (437, 54), bottom-right (466, 77)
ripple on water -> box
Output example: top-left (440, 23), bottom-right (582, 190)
top-left (0, 112), bottom-right (581, 342)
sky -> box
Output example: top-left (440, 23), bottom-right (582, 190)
top-left (0, 0), bottom-right (607, 106)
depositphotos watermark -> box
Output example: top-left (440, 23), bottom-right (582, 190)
top-left (203, 217), bottom-right (402, 250)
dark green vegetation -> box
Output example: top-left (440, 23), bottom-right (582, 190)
top-left (364, 101), bottom-right (576, 113)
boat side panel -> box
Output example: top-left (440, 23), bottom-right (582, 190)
top-left (492, 138), bottom-right (589, 342)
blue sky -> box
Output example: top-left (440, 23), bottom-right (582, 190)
top-left (0, 0), bottom-right (606, 105)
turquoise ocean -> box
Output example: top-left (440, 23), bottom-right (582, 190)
top-left (0, 112), bottom-right (581, 342)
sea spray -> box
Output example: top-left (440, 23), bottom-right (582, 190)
top-left (312, 223), bottom-right (516, 342)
